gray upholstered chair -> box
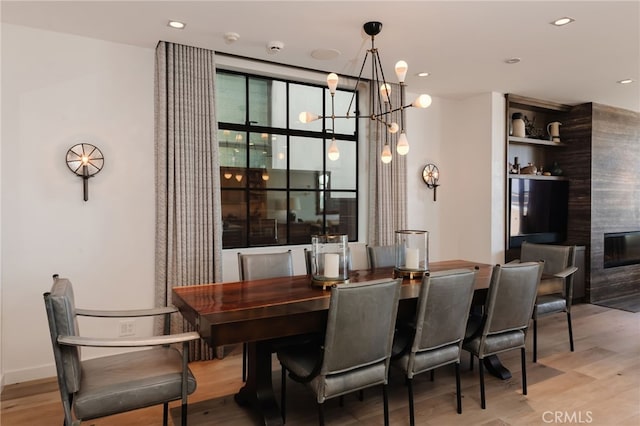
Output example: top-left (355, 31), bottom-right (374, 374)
top-left (278, 278), bottom-right (402, 425)
top-left (391, 269), bottom-right (476, 424)
top-left (367, 245), bottom-right (396, 269)
top-left (238, 250), bottom-right (294, 381)
top-left (304, 248), bottom-right (353, 275)
top-left (44, 275), bottom-right (199, 426)
top-left (516, 241), bottom-right (578, 362)
top-left (462, 262), bottom-right (543, 409)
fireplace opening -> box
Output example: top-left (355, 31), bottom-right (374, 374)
top-left (604, 231), bottom-right (640, 268)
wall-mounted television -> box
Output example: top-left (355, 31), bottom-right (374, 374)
top-left (509, 178), bottom-right (569, 248)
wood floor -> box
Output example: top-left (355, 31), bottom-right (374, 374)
top-left (2, 303), bottom-right (639, 425)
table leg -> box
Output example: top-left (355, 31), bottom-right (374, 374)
top-left (234, 340), bottom-right (283, 426)
top-left (483, 355), bottom-right (512, 380)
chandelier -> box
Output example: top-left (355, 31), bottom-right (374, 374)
top-left (299, 21), bottom-right (432, 163)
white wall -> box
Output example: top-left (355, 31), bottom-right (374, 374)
top-left (1, 24), bottom-right (156, 384)
top-left (1, 24), bottom-right (505, 385)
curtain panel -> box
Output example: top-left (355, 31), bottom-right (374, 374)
top-left (155, 41), bottom-right (223, 361)
top-left (367, 82), bottom-right (408, 246)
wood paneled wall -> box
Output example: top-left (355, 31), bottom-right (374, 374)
top-left (558, 103), bottom-right (640, 303)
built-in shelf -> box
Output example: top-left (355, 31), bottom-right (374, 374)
top-left (508, 136), bottom-right (566, 147)
top-left (508, 174), bottom-right (567, 181)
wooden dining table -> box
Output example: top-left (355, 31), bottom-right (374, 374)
top-left (172, 259), bottom-right (502, 426)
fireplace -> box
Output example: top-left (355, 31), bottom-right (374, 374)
top-left (604, 231), bottom-right (640, 268)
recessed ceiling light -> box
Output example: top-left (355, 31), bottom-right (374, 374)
top-left (168, 20), bottom-right (186, 29)
top-left (552, 17), bottom-right (575, 26)
top-left (617, 79), bottom-right (634, 84)
top-left (417, 72), bottom-right (430, 77)
top-left (505, 58), bottom-right (521, 64)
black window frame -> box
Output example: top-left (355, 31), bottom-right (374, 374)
top-left (217, 69), bottom-right (359, 249)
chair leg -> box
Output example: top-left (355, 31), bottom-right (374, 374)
top-left (242, 343), bottom-right (248, 382)
top-left (181, 402), bottom-right (188, 426)
top-left (521, 347), bottom-right (527, 396)
top-left (358, 389), bottom-right (364, 401)
top-left (383, 384), bottom-right (390, 426)
top-left (469, 352), bottom-right (474, 370)
top-left (455, 362), bottom-right (462, 414)
top-left (533, 318), bottom-right (538, 363)
top-left (407, 378), bottom-right (415, 426)
top-left (281, 366), bottom-right (287, 424)
top-left (317, 402), bottom-right (325, 426)
top-left (567, 312), bottom-right (575, 352)
top-left (430, 369), bottom-right (435, 382)
top-left (339, 395), bottom-right (344, 407)
top-left (479, 357), bottom-right (486, 409)
top-left (163, 402), bottom-right (168, 426)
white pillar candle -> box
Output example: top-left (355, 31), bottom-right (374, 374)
top-left (405, 248), bottom-right (419, 269)
top-left (324, 253), bottom-right (340, 278)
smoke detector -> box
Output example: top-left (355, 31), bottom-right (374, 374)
top-left (224, 32), bottom-right (240, 44)
top-left (267, 41), bottom-right (284, 54)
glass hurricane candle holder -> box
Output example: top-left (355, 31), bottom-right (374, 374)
top-left (310, 234), bottom-right (349, 290)
top-left (394, 230), bottom-right (429, 279)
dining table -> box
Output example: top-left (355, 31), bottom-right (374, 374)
top-left (172, 259), bottom-right (507, 426)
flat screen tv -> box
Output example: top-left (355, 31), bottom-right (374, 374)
top-left (509, 178), bottom-right (569, 248)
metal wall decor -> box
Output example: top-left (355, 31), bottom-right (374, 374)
top-left (422, 163), bottom-right (440, 201)
top-left (65, 143), bottom-right (104, 201)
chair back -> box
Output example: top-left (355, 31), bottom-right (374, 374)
top-left (321, 278), bottom-right (401, 375)
top-left (483, 262), bottom-right (543, 336)
top-left (44, 277), bottom-right (82, 395)
top-left (238, 250), bottom-right (293, 280)
top-left (520, 241), bottom-right (574, 276)
top-left (367, 245), bottom-right (396, 269)
top-left (414, 269), bottom-right (476, 352)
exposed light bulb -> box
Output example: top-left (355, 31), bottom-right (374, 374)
top-left (235, 174), bottom-right (243, 182)
top-left (412, 94), bottom-right (432, 108)
top-left (262, 170), bottom-right (270, 181)
top-left (224, 172), bottom-right (232, 180)
top-left (387, 122), bottom-right (399, 134)
top-left (299, 111), bottom-right (320, 123)
top-left (327, 73), bottom-right (339, 94)
top-left (381, 144), bottom-right (392, 163)
top-left (395, 60), bottom-right (408, 83)
top-left (396, 132), bottom-right (409, 155)
top-left (327, 138), bottom-right (340, 161)
top-left (81, 155), bottom-right (89, 165)
top-left (379, 83), bottom-right (392, 103)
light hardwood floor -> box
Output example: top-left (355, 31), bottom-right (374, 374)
top-left (2, 303), bottom-right (639, 425)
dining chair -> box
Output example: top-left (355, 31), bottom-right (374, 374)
top-left (462, 261), bottom-right (543, 409)
top-left (277, 278), bottom-right (402, 425)
top-left (44, 275), bottom-right (199, 426)
top-left (391, 269), bottom-right (476, 425)
top-left (237, 250), bottom-right (294, 381)
top-left (516, 241), bottom-right (578, 362)
top-left (367, 244), bottom-right (396, 269)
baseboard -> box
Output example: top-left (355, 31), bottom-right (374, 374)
top-left (2, 363), bottom-right (56, 386)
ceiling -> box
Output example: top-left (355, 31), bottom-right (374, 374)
top-left (2, 1), bottom-right (639, 112)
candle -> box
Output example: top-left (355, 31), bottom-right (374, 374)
top-left (405, 248), bottom-right (419, 269)
top-left (324, 253), bottom-right (340, 278)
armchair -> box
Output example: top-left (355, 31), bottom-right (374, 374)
top-left (517, 241), bottom-right (578, 362)
top-left (44, 275), bottom-right (199, 426)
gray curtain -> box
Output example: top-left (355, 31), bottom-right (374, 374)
top-left (367, 81), bottom-right (408, 246)
top-left (155, 41), bottom-right (223, 361)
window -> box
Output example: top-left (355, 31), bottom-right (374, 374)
top-left (216, 70), bottom-right (358, 248)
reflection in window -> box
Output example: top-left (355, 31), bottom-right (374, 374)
top-left (217, 70), bottom-right (358, 248)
